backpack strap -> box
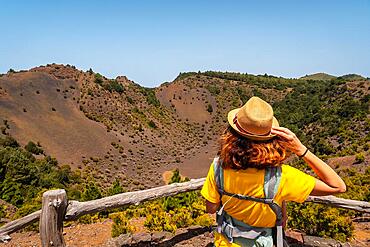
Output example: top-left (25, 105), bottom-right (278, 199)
top-left (264, 166), bottom-right (284, 247)
top-left (213, 156), bottom-right (224, 192)
top-left (213, 157), bottom-right (226, 234)
top-left (264, 166), bottom-right (282, 199)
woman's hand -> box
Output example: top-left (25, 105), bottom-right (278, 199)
top-left (271, 126), bottom-right (306, 156)
top-left (272, 126), bottom-right (346, 195)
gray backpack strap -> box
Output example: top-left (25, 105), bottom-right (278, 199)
top-left (264, 166), bottom-right (281, 199)
top-left (264, 166), bottom-right (284, 247)
top-left (220, 190), bottom-right (274, 204)
top-left (213, 157), bottom-right (227, 234)
top-left (213, 156), bottom-right (224, 192)
top-left (263, 167), bottom-right (283, 228)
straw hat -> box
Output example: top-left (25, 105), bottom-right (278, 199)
top-left (227, 96), bottom-right (279, 140)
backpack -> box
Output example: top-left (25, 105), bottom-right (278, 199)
top-left (213, 157), bottom-right (285, 247)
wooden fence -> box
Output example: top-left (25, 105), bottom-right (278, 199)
top-left (0, 177), bottom-right (369, 246)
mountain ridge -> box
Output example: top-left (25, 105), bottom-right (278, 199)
top-left (4, 64), bottom-right (369, 87)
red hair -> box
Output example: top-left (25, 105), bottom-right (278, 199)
top-left (219, 127), bottom-right (287, 169)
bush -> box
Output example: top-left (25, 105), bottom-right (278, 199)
top-left (236, 86), bottom-right (250, 103)
top-left (169, 168), bottom-right (181, 184)
top-left (24, 141), bottom-right (43, 155)
top-left (0, 205), bottom-right (6, 219)
top-left (194, 214), bottom-right (213, 226)
top-left (171, 207), bottom-right (193, 228)
top-left (148, 120), bottom-right (157, 129)
top-left (127, 96), bottom-right (134, 104)
top-left (77, 213), bottom-right (101, 224)
top-left (94, 73), bottom-right (103, 85)
top-left (144, 204), bottom-right (176, 232)
top-left (287, 202), bottom-right (353, 242)
top-left (104, 80), bottom-right (124, 93)
top-left (0, 136), bottom-right (19, 148)
top-left (252, 88), bottom-right (264, 98)
top-left (354, 153), bottom-right (365, 163)
top-left (111, 212), bottom-right (136, 237)
top-left (107, 179), bottom-right (124, 196)
top-left (141, 88), bottom-right (160, 107)
top-left (206, 85), bottom-right (220, 95)
top-left (81, 182), bottom-right (102, 201)
top-left (206, 104), bottom-right (213, 113)
top-left (0, 143), bottom-right (82, 208)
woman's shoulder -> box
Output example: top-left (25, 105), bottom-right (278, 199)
top-left (278, 164), bottom-right (316, 203)
top-left (281, 164), bottom-right (301, 175)
top-left (281, 164), bottom-right (298, 171)
top-left (281, 164), bottom-right (314, 180)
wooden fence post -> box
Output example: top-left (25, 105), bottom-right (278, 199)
top-left (39, 189), bottom-right (67, 247)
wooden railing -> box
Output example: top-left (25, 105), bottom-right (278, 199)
top-left (0, 178), bottom-right (369, 246)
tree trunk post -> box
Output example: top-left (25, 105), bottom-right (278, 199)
top-left (39, 189), bottom-right (67, 247)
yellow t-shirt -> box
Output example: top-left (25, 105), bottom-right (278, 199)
top-left (201, 162), bottom-right (315, 246)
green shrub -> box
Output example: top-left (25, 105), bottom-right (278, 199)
top-left (354, 153), bottom-right (365, 163)
top-left (206, 104), bottom-right (213, 113)
top-left (104, 80), bottom-right (124, 93)
top-left (194, 214), bottom-right (213, 227)
top-left (171, 207), bottom-right (193, 228)
top-left (127, 96), bottom-right (134, 104)
top-left (252, 88), bottom-right (264, 98)
top-left (287, 202), bottom-right (353, 242)
top-left (111, 212), bottom-right (136, 237)
top-left (24, 141), bottom-right (43, 155)
top-left (0, 204), bottom-right (7, 221)
top-left (94, 73), bottom-right (103, 85)
top-left (0, 136), bottom-right (19, 148)
top-left (236, 86), bottom-right (250, 103)
top-left (148, 120), bottom-right (157, 129)
top-left (144, 204), bottom-right (177, 232)
top-left (67, 186), bottom-right (82, 200)
top-left (169, 168), bottom-right (181, 184)
top-left (81, 182), bottom-right (102, 201)
top-left (78, 213), bottom-right (102, 224)
top-left (107, 179), bottom-right (124, 196)
top-left (141, 88), bottom-right (160, 106)
top-left (206, 85), bottom-right (220, 95)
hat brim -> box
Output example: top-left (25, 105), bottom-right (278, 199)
top-left (227, 108), bottom-right (279, 141)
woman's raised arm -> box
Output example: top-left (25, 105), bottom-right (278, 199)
top-left (271, 126), bottom-right (346, 196)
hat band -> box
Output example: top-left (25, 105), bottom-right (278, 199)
top-left (233, 116), bottom-right (271, 137)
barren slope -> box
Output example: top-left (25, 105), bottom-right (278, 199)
top-left (0, 71), bottom-right (120, 167)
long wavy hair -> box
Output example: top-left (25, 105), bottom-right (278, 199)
top-left (219, 126), bottom-right (287, 169)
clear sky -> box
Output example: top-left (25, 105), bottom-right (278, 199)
top-left (1, 0), bottom-right (369, 87)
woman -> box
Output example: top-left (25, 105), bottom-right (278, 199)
top-left (201, 97), bottom-right (346, 247)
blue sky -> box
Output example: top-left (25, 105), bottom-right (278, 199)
top-left (1, 1), bottom-right (369, 87)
